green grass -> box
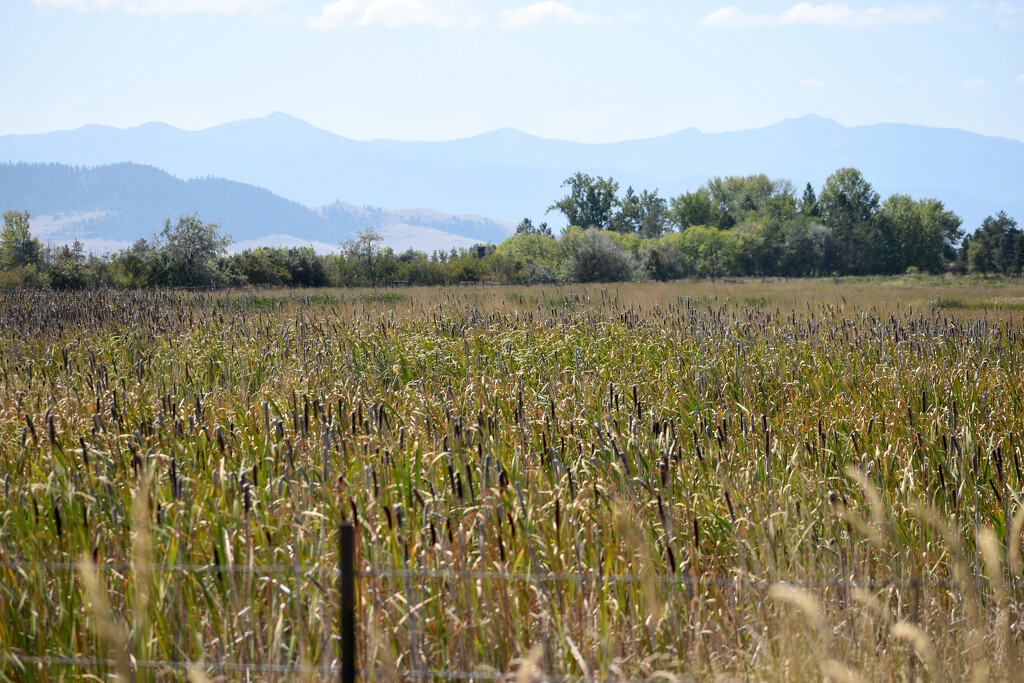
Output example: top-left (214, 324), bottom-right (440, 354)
top-left (2, 278), bottom-right (1024, 681)
top-left (939, 295), bottom-right (1023, 310)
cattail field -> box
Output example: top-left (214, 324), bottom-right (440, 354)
top-left (3, 278), bottom-right (1024, 682)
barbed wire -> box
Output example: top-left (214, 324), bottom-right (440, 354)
top-left (0, 559), bottom-right (319, 576)
top-left (0, 558), bottom-right (983, 682)
top-left (357, 567), bottom-right (957, 591)
top-left (1, 652), bottom-right (329, 675)
top-left (1, 653), bottom-right (698, 683)
top-left (0, 558), bottom-right (958, 591)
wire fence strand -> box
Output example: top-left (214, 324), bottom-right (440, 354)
top-left (0, 559), bottom-right (958, 591)
top-left (0, 556), bottom-right (980, 682)
top-left (1, 653), bottom-right (704, 683)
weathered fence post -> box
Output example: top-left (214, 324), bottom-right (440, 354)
top-left (908, 577), bottom-right (920, 683)
top-left (339, 522), bottom-right (357, 683)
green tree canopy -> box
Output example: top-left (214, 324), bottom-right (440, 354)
top-left (611, 186), bottom-right (643, 234)
top-left (559, 228), bottom-right (636, 282)
top-left (963, 211), bottom-right (1022, 276)
top-left (609, 187), bottom-right (668, 237)
top-left (819, 168), bottom-right (879, 227)
top-left (800, 182), bottom-right (819, 217)
top-left (516, 217), bottom-right (553, 237)
top-left (341, 226), bottom-right (385, 285)
top-left (641, 233), bottom-right (688, 281)
top-left (516, 218), bottom-right (535, 235)
top-left (548, 172), bottom-right (619, 230)
top-left (669, 175), bottom-right (796, 231)
top-left (779, 218), bottom-right (830, 277)
top-left (878, 195), bottom-right (962, 273)
top-left (156, 213), bottom-right (233, 286)
top-left (818, 168), bottom-right (881, 274)
top-left (668, 188), bottom-right (718, 231)
top-left (678, 225), bottom-right (742, 279)
top-left (637, 189), bottom-right (669, 238)
top-left (0, 210), bottom-right (42, 271)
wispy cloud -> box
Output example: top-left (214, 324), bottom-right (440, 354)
top-left (699, 3), bottom-right (945, 28)
top-left (500, 1), bottom-right (614, 28)
top-left (971, 1), bottom-right (1022, 28)
top-left (32, 0), bottom-right (284, 13)
top-left (310, 0), bottom-right (460, 29)
top-left (1016, 73), bottom-right (1024, 83)
top-left (971, 1), bottom-right (1021, 14)
top-left (800, 78), bottom-right (826, 87)
top-left (963, 76), bottom-right (989, 87)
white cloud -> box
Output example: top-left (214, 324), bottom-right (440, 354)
top-left (699, 3), bottom-right (944, 28)
top-left (310, 0), bottom-right (458, 29)
top-left (963, 76), bottom-right (989, 87)
top-left (970, 0), bottom-right (1020, 12)
top-left (1016, 73), bottom-right (1024, 83)
top-left (800, 77), bottom-right (826, 87)
top-left (971, 1), bottom-right (1022, 27)
top-left (500, 1), bottom-right (613, 28)
top-left (32, 0), bottom-right (284, 13)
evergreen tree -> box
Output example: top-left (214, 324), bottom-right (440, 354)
top-left (800, 183), bottom-right (819, 217)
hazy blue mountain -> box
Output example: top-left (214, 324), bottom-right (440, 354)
top-left (0, 162), bottom-right (513, 252)
top-left (2, 113), bottom-right (1022, 232)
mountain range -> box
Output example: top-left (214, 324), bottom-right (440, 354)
top-left (0, 162), bottom-right (513, 254)
top-left (2, 112), bottom-right (1022, 251)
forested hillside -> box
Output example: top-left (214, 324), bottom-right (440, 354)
top-left (0, 162), bottom-right (513, 249)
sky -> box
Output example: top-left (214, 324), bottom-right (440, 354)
top-left (1, 0), bottom-right (1022, 143)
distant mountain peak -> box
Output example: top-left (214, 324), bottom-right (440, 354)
top-left (789, 113), bottom-right (838, 123)
top-left (206, 111), bottom-right (326, 134)
top-left (260, 111), bottom-right (311, 125)
top-left (133, 121), bottom-right (180, 132)
top-left (772, 114), bottom-right (843, 129)
top-left (466, 127), bottom-right (538, 142)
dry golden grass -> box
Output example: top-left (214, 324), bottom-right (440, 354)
top-left (1, 277), bottom-right (1024, 681)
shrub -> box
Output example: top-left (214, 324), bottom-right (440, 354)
top-left (560, 228), bottom-right (637, 283)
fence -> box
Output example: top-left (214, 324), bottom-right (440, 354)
top-left (0, 522), bottom-right (980, 682)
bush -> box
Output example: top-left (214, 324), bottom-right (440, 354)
top-left (642, 236), bottom-right (686, 281)
top-left (0, 264), bottom-right (48, 289)
top-left (48, 261), bottom-right (88, 290)
top-left (282, 247), bottom-right (328, 287)
top-left (560, 229), bottom-right (637, 283)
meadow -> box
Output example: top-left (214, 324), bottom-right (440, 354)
top-left (2, 277), bottom-right (1024, 682)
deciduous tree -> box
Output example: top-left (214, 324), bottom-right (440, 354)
top-left (341, 226), bottom-right (385, 285)
top-left (548, 173), bottom-right (619, 230)
top-left (818, 168), bottom-right (880, 274)
top-left (157, 213), bottom-right (233, 286)
top-left (0, 210), bottom-right (42, 271)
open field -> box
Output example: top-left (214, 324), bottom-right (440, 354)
top-left (3, 278), bottom-right (1024, 681)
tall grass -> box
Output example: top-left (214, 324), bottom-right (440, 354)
top-left (1, 279), bottom-right (1024, 680)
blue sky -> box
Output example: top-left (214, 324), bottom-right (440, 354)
top-left (2, 1), bottom-right (1022, 142)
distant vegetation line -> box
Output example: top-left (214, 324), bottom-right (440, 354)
top-left (1, 167), bottom-right (1021, 289)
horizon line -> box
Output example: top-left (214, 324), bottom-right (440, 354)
top-left (4, 112), bottom-right (1023, 146)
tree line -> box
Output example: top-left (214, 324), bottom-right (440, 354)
top-left (2, 167), bottom-right (1021, 289)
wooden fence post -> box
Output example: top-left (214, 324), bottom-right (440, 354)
top-left (909, 577), bottom-right (920, 683)
top-left (339, 522), bottom-right (357, 683)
